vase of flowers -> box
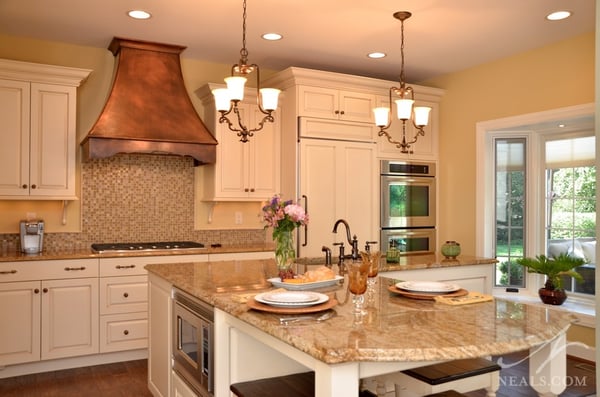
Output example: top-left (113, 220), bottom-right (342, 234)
top-left (262, 194), bottom-right (309, 280)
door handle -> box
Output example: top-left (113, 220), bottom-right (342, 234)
top-left (302, 195), bottom-right (308, 247)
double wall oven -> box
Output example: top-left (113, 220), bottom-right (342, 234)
top-left (380, 160), bottom-right (436, 255)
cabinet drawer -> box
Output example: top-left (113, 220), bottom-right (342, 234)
top-left (99, 275), bottom-right (148, 315)
top-left (0, 259), bottom-right (98, 282)
top-left (99, 257), bottom-right (149, 276)
top-left (99, 312), bottom-right (148, 353)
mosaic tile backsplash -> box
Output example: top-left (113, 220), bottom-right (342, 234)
top-left (3, 154), bottom-right (266, 251)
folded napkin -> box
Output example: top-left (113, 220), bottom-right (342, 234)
top-left (231, 288), bottom-right (287, 303)
top-left (434, 291), bottom-right (494, 305)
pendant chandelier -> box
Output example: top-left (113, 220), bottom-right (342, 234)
top-left (373, 11), bottom-right (431, 154)
top-left (211, 0), bottom-right (280, 143)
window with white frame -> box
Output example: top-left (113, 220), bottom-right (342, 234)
top-left (477, 105), bottom-right (595, 303)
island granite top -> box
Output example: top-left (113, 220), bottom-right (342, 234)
top-left (145, 258), bottom-right (575, 365)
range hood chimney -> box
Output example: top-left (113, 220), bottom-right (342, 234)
top-left (81, 37), bottom-right (217, 165)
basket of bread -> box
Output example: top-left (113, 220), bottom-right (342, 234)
top-left (268, 266), bottom-right (344, 290)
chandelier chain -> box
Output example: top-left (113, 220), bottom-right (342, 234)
top-left (239, 0), bottom-right (249, 63)
top-left (400, 17), bottom-right (405, 87)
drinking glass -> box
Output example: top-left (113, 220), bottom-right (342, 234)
top-left (347, 262), bottom-right (369, 316)
top-left (360, 251), bottom-right (380, 304)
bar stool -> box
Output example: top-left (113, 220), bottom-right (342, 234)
top-left (393, 357), bottom-right (500, 397)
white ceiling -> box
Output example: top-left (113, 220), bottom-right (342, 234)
top-left (0, 0), bottom-right (595, 82)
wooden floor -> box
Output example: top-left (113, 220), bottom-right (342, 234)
top-left (0, 352), bottom-right (595, 396)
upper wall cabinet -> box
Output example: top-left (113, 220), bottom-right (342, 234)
top-left (265, 67), bottom-right (444, 161)
top-left (298, 86), bottom-right (376, 123)
top-left (196, 84), bottom-right (281, 201)
top-left (0, 59), bottom-right (90, 200)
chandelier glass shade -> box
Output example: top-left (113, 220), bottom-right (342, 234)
top-left (373, 11), bottom-right (431, 154)
top-left (211, 0), bottom-right (280, 143)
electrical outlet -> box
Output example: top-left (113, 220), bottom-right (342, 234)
top-left (234, 211), bottom-right (243, 224)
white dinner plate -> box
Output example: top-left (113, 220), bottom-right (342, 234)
top-left (254, 291), bottom-right (329, 308)
top-left (395, 281), bottom-right (461, 293)
top-left (267, 276), bottom-right (344, 291)
top-left (260, 291), bottom-right (321, 304)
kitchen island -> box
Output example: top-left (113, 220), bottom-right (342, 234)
top-left (146, 258), bottom-right (575, 397)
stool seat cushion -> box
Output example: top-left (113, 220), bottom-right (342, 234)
top-left (402, 358), bottom-right (501, 385)
top-left (425, 391), bottom-right (468, 397)
top-left (230, 372), bottom-right (314, 397)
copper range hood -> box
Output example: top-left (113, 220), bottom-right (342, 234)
top-left (81, 37), bottom-right (217, 165)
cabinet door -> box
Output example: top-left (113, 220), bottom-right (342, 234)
top-left (375, 95), bottom-right (439, 160)
top-left (41, 277), bottom-right (99, 360)
top-left (338, 90), bottom-right (375, 123)
top-left (299, 139), bottom-right (378, 257)
top-left (29, 83), bottom-right (77, 197)
top-left (0, 281), bottom-right (41, 366)
top-left (247, 105), bottom-right (280, 199)
top-left (209, 102), bottom-right (280, 200)
top-left (298, 86), bottom-right (375, 123)
top-left (0, 79), bottom-right (30, 196)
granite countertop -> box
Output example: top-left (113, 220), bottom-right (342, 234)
top-left (0, 243), bottom-right (274, 262)
top-left (145, 258), bottom-right (575, 365)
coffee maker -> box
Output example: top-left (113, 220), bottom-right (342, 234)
top-left (20, 220), bottom-right (44, 254)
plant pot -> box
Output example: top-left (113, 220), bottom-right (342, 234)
top-left (538, 287), bottom-right (567, 305)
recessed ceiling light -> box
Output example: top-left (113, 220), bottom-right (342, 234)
top-left (128, 10), bottom-right (152, 20)
top-left (546, 11), bottom-right (571, 21)
top-left (558, 123), bottom-right (566, 128)
top-left (262, 33), bottom-right (282, 41)
top-left (368, 52), bottom-right (386, 59)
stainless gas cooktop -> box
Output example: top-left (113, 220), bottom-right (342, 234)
top-left (91, 241), bottom-right (205, 253)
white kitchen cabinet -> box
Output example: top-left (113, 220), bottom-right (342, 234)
top-left (374, 95), bottom-right (440, 160)
top-left (0, 281), bottom-right (41, 366)
top-left (171, 370), bottom-right (198, 397)
top-left (298, 85), bottom-right (375, 123)
top-left (0, 59), bottom-right (90, 199)
top-left (299, 137), bottom-right (379, 258)
top-left (197, 84), bottom-right (281, 201)
top-left (0, 258), bottom-right (99, 365)
top-left (41, 277), bottom-right (99, 360)
top-left (148, 273), bottom-right (173, 397)
top-left (382, 263), bottom-right (495, 294)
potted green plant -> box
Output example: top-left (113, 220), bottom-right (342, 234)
top-left (516, 253), bottom-right (585, 305)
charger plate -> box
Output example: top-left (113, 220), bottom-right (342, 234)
top-left (388, 285), bottom-right (469, 300)
top-left (248, 297), bottom-right (338, 314)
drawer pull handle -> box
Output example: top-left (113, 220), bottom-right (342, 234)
top-left (115, 265), bottom-right (136, 269)
top-left (0, 270), bottom-right (17, 275)
top-left (34, 288), bottom-right (40, 294)
top-left (64, 266), bottom-right (86, 271)
top-left (43, 288), bottom-right (48, 293)
top-left (123, 330), bottom-right (129, 336)
top-left (123, 292), bottom-right (129, 298)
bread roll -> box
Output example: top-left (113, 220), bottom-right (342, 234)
top-left (302, 266), bottom-right (335, 282)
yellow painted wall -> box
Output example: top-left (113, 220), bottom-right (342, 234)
top-left (0, 34), bottom-right (270, 234)
top-left (423, 32), bottom-right (595, 255)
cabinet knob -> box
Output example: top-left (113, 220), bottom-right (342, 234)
top-left (340, 110), bottom-right (345, 115)
top-left (334, 110), bottom-right (340, 114)
top-left (22, 184), bottom-right (27, 189)
top-left (43, 288), bottom-right (48, 293)
top-left (31, 184), bottom-right (37, 189)
top-left (250, 188), bottom-right (255, 192)
top-left (123, 292), bottom-right (129, 298)
top-left (123, 330), bottom-right (129, 336)
top-left (34, 288), bottom-right (40, 294)
top-left (244, 188), bottom-right (249, 192)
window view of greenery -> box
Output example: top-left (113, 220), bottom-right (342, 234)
top-left (495, 138), bottom-right (526, 287)
top-left (546, 165), bottom-right (596, 295)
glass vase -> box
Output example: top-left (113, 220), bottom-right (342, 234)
top-left (275, 230), bottom-right (296, 280)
